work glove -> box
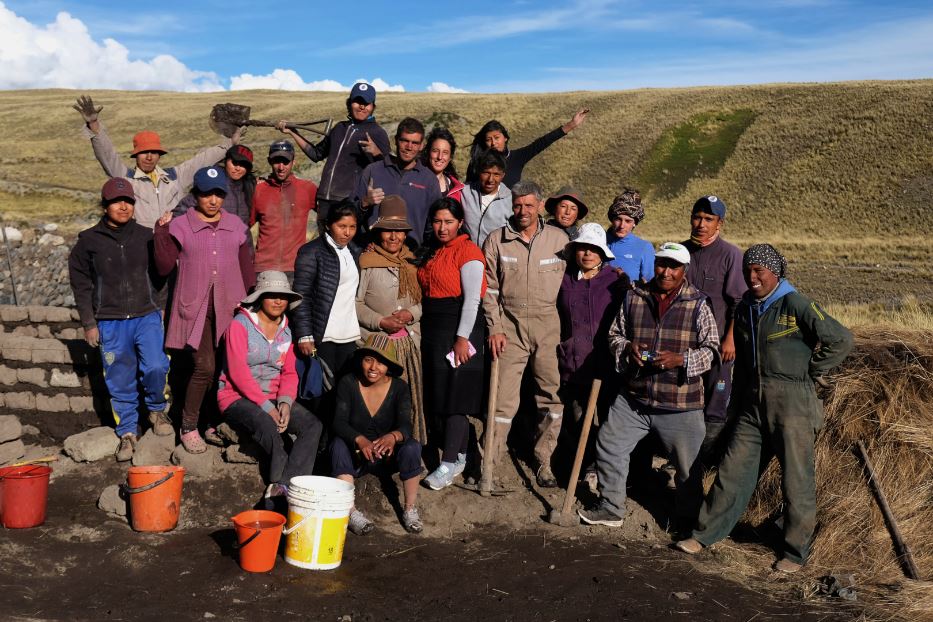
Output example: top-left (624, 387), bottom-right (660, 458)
top-left (73, 95), bottom-right (102, 124)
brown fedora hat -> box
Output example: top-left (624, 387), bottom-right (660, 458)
top-left (545, 186), bottom-right (589, 219)
top-left (372, 195), bottom-right (412, 231)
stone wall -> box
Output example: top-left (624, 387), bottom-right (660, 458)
top-left (0, 304), bottom-right (106, 438)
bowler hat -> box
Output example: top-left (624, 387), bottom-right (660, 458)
top-left (371, 195), bottom-right (412, 231)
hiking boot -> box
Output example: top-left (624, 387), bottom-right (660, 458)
top-left (578, 502), bottom-right (624, 527)
top-left (451, 453), bottom-right (467, 477)
top-left (536, 464), bottom-right (558, 488)
top-left (402, 507), bottom-right (423, 534)
top-left (148, 410), bottom-right (174, 437)
top-left (423, 463), bottom-right (456, 490)
top-left (774, 558), bottom-right (803, 574)
top-left (675, 538), bottom-right (704, 555)
top-left (348, 509), bottom-right (374, 536)
top-left (180, 429), bottom-right (207, 454)
top-left (115, 433), bottom-right (137, 462)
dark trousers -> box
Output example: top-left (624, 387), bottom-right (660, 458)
top-left (330, 436), bottom-right (423, 481)
top-left (224, 398), bottom-right (323, 485)
top-left (180, 299), bottom-right (216, 433)
top-left (317, 341), bottom-right (358, 379)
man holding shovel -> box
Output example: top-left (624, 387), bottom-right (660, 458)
top-left (73, 95), bottom-right (241, 229)
top-left (482, 181), bottom-right (568, 489)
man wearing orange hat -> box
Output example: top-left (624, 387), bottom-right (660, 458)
top-left (73, 95), bottom-right (241, 229)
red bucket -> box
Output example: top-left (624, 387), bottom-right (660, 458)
top-left (0, 465), bottom-right (52, 528)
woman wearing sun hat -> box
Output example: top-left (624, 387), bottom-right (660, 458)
top-left (545, 186), bottom-right (588, 238)
top-left (331, 334), bottom-right (424, 535)
top-left (557, 222), bottom-right (626, 486)
top-left (355, 195), bottom-right (426, 444)
top-left (217, 271), bottom-right (323, 498)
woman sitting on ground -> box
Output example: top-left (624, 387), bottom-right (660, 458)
top-left (356, 196), bottom-right (426, 444)
top-left (217, 271), bottom-right (323, 498)
top-left (331, 335), bottom-right (423, 535)
top-left (422, 126), bottom-right (464, 202)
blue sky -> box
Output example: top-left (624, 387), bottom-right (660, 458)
top-left (2, 0), bottom-right (931, 92)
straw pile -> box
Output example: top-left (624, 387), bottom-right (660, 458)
top-left (741, 329), bottom-right (933, 615)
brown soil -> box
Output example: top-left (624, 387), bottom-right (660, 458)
top-left (0, 455), bottom-right (860, 621)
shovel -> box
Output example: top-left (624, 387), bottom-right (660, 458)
top-left (548, 378), bottom-right (601, 527)
top-left (209, 103), bottom-right (333, 138)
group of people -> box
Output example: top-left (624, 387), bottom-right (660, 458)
top-left (68, 82), bottom-right (853, 571)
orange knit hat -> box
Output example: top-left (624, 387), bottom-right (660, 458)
top-left (131, 131), bottom-right (167, 156)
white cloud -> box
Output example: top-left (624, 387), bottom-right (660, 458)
top-left (360, 78), bottom-right (406, 93)
top-left (230, 69), bottom-right (347, 91)
top-left (426, 82), bottom-right (469, 94)
top-left (0, 3), bottom-right (222, 91)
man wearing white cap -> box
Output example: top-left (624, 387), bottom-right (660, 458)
top-left (580, 242), bottom-right (720, 528)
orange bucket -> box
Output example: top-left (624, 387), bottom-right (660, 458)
top-left (122, 466), bottom-right (185, 532)
top-left (232, 510), bottom-right (286, 572)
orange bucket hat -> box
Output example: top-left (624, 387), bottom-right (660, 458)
top-left (131, 131), bottom-right (167, 156)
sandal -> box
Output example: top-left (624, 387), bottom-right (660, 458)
top-left (204, 427), bottom-right (225, 447)
top-left (180, 429), bottom-right (207, 454)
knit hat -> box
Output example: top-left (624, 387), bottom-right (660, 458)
top-left (565, 222), bottom-right (614, 261)
top-left (356, 334), bottom-right (403, 377)
top-left (131, 131), bottom-right (167, 156)
top-left (241, 270), bottom-right (302, 310)
top-left (545, 186), bottom-right (589, 219)
top-left (371, 195), bottom-right (412, 231)
top-left (350, 82), bottom-right (376, 104)
top-left (608, 189), bottom-right (645, 224)
top-left (101, 177), bottom-right (135, 203)
top-left (693, 195), bottom-right (727, 219)
top-left (743, 244), bottom-right (787, 278)
top-left (655, 242), bottom-right (691, 265)
top-left (193, 166), bottom-right (228, 194)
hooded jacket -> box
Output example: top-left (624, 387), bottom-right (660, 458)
top-left (251, 174), bottom-right (317, 272)
top-left (461, 182), bottom-right (513, 248)
top-left (302, 117), bottom-right (390, 202)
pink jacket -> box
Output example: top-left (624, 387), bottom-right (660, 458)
top-left (217, 307), bottom-right (298, 413)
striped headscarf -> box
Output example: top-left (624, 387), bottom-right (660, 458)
top-left (607, 189), bottom-right (645, 224)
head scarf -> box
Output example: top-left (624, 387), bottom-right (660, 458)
top-left (743, 243), bottom-right (787, 278)
top-left (607, 189), bottom-right (644, 224)
top-left (359, 243), bottom-right (422, 303)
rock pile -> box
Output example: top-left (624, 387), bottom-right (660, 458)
top-left (0, 224), bottom-right (80, 307)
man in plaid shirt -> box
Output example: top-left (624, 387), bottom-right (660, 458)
top-left (579, 242), bottom-right (720, 528)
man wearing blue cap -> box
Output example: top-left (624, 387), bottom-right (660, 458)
top-left (278, 82), bottom-right (390, 225)
top-left (683, 195), bottom-right (746, 464)
top-left (251, 140), bottom-right (318, 283)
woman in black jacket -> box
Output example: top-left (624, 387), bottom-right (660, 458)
top-left (292, 202), bottom-right (362, 377)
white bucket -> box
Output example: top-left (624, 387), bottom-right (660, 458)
top-left (283, 475), bottom-right (354, 570)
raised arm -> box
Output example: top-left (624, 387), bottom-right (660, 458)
top-left (74, 96), bottom-right (129, 178)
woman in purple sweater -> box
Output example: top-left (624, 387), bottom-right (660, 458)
top-left (557, 223), bottom-right (626, 483)
top-left (155, 166), bottom-right (255, 453)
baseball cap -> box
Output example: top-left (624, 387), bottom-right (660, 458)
top-left (349, 82), bottom-right (376, 105)
top-left (101, 178), bottom-right (135, 203)
top-left (655, 242), bottom-right (691, 265)
top-left (268, 140), bottom-right (295, 162)
top-left (193, 166), bottom-right (228, 194)
top-left (226, 145), bottom-right (254, 168)
top-left (692, 195), bottom-right (726, 219)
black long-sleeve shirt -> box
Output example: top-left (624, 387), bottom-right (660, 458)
top-left (332, 374), bottom-right (412, 446)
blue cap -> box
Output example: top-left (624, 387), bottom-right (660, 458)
top-left (692, 195), bottom-right (726, 219)
top-left (268, 140), bottom-right (295, 162)
top-left (349, 82), bottom-right (376, 104)
top-left (193, 166), bottom-right (228, 194)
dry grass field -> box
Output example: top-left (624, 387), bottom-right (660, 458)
top-left (0, 82), bottom-right (931, 311)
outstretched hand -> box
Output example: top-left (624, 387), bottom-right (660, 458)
top-left (73, 95), bottom-right (102, 124)
top-left (564, 107), bottom-right (590, 133)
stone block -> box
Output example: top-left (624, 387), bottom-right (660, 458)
top-left (0, 393), bottom-right (4, 408)
top-left (97, 484), bottom-right (128, 519)
top-left (131, 429), bottom-right (176, 466)
top-left (0, 415), bottom-right (22, 443)
top-left (32, 349), bottom-right (70, 364)
top-left (37, 325), bottom-right (53, 339)
top-left (36, 393), bottom-right (71, 413)
top-left (21, 424), bottom-right (40, 436)
top-left (12, 325), bottom-right (38, 337)
top-left (216, 422), bottom-right (240, 444)
top-left (2, 346), bottom-right (32, 362)
top-left (170, 444), bottom-right (221, 479)
top-left (55, 328), bottom-right (79, 340)
top-left (0, 306), bottom-right (28, 322)
top-left (50, 369), bottom-right (81, 388)
top-left (27, 306), bottom-right (72, 323)
top-left (0, 439), bottom-right (26, 465)
top-left (0, 365), bottom-right (17, 386)
top-left (17, 367), bottom-right (47, 388)
top-left (69, 396), bottom-right (95, 413)
top-left (4, 391), bottom-right (35, 410)
top-left (64, 427), bottom-right (119, 462)
top-left (223, 439), bottom-right (262, 464)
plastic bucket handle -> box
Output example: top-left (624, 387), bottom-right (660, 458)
top-left (120, 471), bottom-right (174, 495)
top-left (0, 465), bottom-right (48, 480)
top-left (281, 513), bottom-right (310, 536)
top-left (232, 527), bottom-right (262, 550)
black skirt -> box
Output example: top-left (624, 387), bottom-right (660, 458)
top-left (420, 296), bottom-right (486, 417)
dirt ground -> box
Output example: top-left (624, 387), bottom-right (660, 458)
top-left (0, 451), bottom-right (862, 622)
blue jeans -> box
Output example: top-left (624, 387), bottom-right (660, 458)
top-left (98, 311), bottom-right (169, 437)
top-left (596, 393), bottom-right (705, 519)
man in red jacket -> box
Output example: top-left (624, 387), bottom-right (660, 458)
top-left (250, 140), bottom-right (317, 283)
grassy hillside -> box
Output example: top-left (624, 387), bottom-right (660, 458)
top-left (0, 82), bottom-right (931, 304)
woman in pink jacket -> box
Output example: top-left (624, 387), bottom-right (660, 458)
top-left (217, 271), bottom-right (323, 498)
top-left (155, 166), bottom-right (255, 453)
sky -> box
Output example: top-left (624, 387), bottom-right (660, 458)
top-left (1, 0), bottom-right (932, 93)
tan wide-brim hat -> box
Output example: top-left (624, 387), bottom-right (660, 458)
top-left (355, 334), bottom-right (404, 377)
top-left (241, 270), bottom-right (303, 310)
top-left (371, 194), bottom-right (412, 231)
top-left (545, 186), bottom-right (589, 219)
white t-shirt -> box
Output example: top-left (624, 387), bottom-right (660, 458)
top-left (322, 234), bottom-right (361, 343)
